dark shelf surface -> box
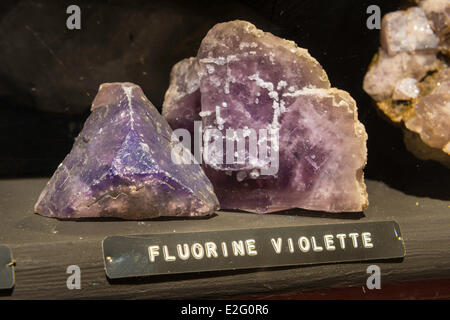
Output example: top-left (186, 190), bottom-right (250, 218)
top-left (0, 178), bottom-right (449, 299)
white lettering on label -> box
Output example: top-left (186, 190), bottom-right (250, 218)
top-left (311, 236), bottom-right (323, 252)
top-left (177, 244), bottom-right (190, 260)
top-left (336, 234), bottom-right (347, 249)
top-left (232, 240), bottom-right (245, 256)
top-left (362, 232), bottom-right (374, 248)
top-left (191, 243), bottom-right (204, 259)
top-left (148, 245), bottom-right (160, 262)
top-left (324, 235), bottom-right (336, 251)
top-left (271, 238), bottom-right (282, 254)
top-left (163, 245), bottom-right (176, 262)
top-left (298, 236), bottom-right (310, 252)
top-left (205, 242), bottom-right (219, 258)
top-left (349, 233), bottom-right (359, 248)
top-left (221, 242), bottom-right (229, 257)
top-left (145, 231), bottom-right (376, 263)
top-left (246, 239), bottom-right (258, 256)
top-left (287, 238), bottom-right (294, 253)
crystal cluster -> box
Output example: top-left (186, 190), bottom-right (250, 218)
top-left (363, 1), bottom-right (450, 167)
top-left (35, 83), bottom-right (219, 219)
top-left (163, 20), bottom-right (368, 213)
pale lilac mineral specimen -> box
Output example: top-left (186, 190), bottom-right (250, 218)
top-left (363, 2), bottom-right (450, 167)
top-left (405, 68), bottom-right (450, 153)
top-left (419, 0), bottom-right (450, 53)
top-left (380, 7), bottom-right (440, 55)
top-left (163, 21), bottom-right (368, 213)
top-left (35, 82), bottom-right (219, 219)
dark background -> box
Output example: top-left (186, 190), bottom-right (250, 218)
top-left (0, 0), bottom-right (448, 200)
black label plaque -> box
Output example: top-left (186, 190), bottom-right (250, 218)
top-left (103, 221), bottom-right (405, 279)
top-left (0, 245), bottom-right (15, 289)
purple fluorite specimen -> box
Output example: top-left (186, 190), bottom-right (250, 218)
top-left (35, 82), bottom-right (219, 219)
top-left (163, 21), bottom-right (368, 213)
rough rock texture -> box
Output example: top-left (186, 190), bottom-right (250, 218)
top-left (405, 68), bottom-right (450, 152)
top-left (363, 2), bottom-right (450, 167)
top-left (381, 7), bottom-right (440, 55)
top-left (419, 0), bottom-right (450, 54)
top-left (35, 83), bottom-right (219, 219)
top-left (363, 49), bottom-right (438, 108)
top-left (163, 58), bottom-right (201, 134)
top-left (163, 20), bottom-right (368, 213)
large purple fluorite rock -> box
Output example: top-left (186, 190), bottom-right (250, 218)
top-left (35, 83), bottom-right (219, 219)
top-left (163, 21), bottom-right (368, 213)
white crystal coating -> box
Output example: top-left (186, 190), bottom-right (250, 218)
top-left (393, 78), bottom-right (420, 100)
